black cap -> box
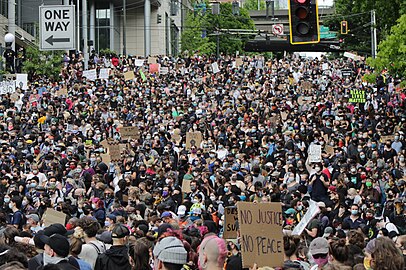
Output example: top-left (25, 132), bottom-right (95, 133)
top-left (44, 224), bottom-right (67, 236)
top-left (111, 224), bottom-right (130, 239)
top-left (39, 234), bottom-right (70, 257)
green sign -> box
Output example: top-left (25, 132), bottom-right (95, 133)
top-left (320, 26), bottom-right (338, 39)
top-left (349, 90), bottom-right (366, 103)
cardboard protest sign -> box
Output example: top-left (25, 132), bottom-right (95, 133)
top-left (292, 200), bottom-right (320, 235)
top-left (309, 144), bottom-right (322, 163)
top-left (302, 81), bottom-right (312, 90)
top-left (237, 202), bottom-right (284, 268)
top-left (280, 111), bottom-right (288, 121)
top-left (58, 86), bottom-right (68, 96)
top-left (381, 135), bottom-right (395, 142)
top-left (120, 126), bottom-right (140, 139)
top-left (186, 131), bottom-right (203, 150)
top-left (134, 59), bottom-right (144, 66)
top-left (43, 208), bottom-right (67, 227)
top-left (325, 145), bottom-right (334, 155)
top-left (211, 62), bottom-right (220, 74)
top-left (108, 143), bottom-right (121, 161)
top-left (182, 179), bottom-right (192, 193)
top-left (124, 71), bottom-right (135, 81)
top-left (349, 89), bottom-right (366, 103)
top-left (172, 128), bottom-right (181, 143)
top-left (235, 57), bottom-right (243, 67)
top-left (223, 207), bottom-right (238, 239)
top-left (15, 73), bottom-right (28, 90)
top-left (99, 68), bottom-right (110, 79)
top-left (149, 64), bottom-right (160, 73)
top-left (100, 153), bottom-right (111, 164)
top-left (82, 69), bottom-right (97, 81)
top-left (148, 57), bottom-right (157, 64)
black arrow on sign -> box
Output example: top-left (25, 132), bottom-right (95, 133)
top-left (45, 35), bottom-right (70, 45)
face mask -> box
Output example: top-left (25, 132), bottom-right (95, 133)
top-left (364, 257), bottom-right (372, 270)
top-left (29, 183), bottom-right (37, 188)
top-left (240, 195), bottom-right (246, 201)
top-left (8, 202), bottom-right (13, 209)
top-left (4, 198), bottom-right (10, 203)
top-left (395, 136), bottom-right (399, 141)
top-left (315, 167), bottom-right (321, 172)
top-left (92, 204), bottom-right (97, 209)
top-left (22, 200), bottom-right (28, 207)
top-left (371, 143), bottom-right (376, 148)
top-left (313, 257), bottom-right (328, 267)
top-left (191, 198), bottom-right (198, 204)
top-left (224, 187), bottom-right (229, 193)
top-left (297, 205), bottom-right (303, 211)
top-left (190, 186), bottom-right (196, 192)
top-left (219, 220), bottom-right (223, 227)
top-left (165, 179), bottom-right (171, 185)
top-left (104, 221), bottom-right (110, 227)
top-left (400, 157), bottom-right (405, 162)
top-left (360, 155), bottom-right (365, 159)
top-left (32, 170), bottom-right (38, 175)
top-left (210, 154), bottom-right (215, 158)
top-left (351, 210), bottom-right (358, 215)
top-left (351, 168), bottom-right (356, 173)
top-left (162, 191), bottom-right (169, 197)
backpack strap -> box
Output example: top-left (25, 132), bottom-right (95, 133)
top-left (89, 242), bottom-right (102, 254)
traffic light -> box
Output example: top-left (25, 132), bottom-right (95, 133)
top-left (288, 0), bottom-right (320, 45)
top-left (157, 14), bottom-right (162, 24)
top-left (341, 21), bottom-right (348, 34)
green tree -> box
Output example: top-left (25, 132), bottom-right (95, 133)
top-left (367, 14), bottom-right (406, 77)
top-left (324, 0), bottom-right (406, 54)
top-left (181, 2), bottom-right (255, 55)
top-left (244, 0), bottom-right (266, 11)
top-left (22, 46), bottom-right (63, 80)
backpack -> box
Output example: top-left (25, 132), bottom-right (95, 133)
top-left (89, 242), bottom-right (107, 255)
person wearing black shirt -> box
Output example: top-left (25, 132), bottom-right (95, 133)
top-left (309, 163), bottom-right (329, 202)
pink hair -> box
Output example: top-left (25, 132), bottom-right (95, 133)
top-left (200, 234), bottom-right (228, 267)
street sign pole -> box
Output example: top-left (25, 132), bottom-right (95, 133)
top-left (39, 5), bottom-right (76, 51)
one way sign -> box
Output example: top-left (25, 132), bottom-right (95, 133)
top-left (39, 5), bottom-right (75, 51)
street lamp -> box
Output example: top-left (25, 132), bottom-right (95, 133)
top-left (4, 33), bottom-right (16, 73)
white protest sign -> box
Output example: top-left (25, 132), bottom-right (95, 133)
top-left (212, 62), bottom-right (220, 73)
top-left (134, 59), bottom-right (144, 66)
top-left (309, 144), bottom-right (322, 163)
top-left (15, 74), bottom-right (28, 90)
top-left (343, 52), bottom-right (362, 61)
top-left (292, 200), bottom-right (320, 235)
top-left (0, 81), bottom-right (16, 95)
top-left (82, 69), bottom-right (97, 81)
top-left (99, 68), bottom-right (110, 79)
top-left (160, 66), bottom-right (169, 75)
top-left (322, 63), bottom-right (329, 70)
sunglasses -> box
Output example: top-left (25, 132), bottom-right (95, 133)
top-left (313, 254), bottom-right (327, 259)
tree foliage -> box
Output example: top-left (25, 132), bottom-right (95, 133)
top-left (181, 2), bottom-right (255, 55)
top-left (367, 14), bottom-right (406, 78)
top-left (244, 0), bottom-right (266, 11)
top-left (22, 46), bottom-right (63, 80)
top-left (324, 0), bottom-right (406, 54)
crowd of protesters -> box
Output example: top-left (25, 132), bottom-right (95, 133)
top-left (0, 51), bottom-right (403, 270)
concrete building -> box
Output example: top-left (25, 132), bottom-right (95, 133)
top-left (1, 0), bottom-right (187, 56)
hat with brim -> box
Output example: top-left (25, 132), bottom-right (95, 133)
top-left (39, 234), bottom-right (70, 257)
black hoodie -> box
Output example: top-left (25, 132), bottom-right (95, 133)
top-left (94, 245), bottom-right (131, 270)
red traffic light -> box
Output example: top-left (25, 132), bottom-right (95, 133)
top-left (295, 0), bottom-right (308, 3)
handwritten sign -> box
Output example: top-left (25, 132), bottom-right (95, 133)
top-left (349, 89), bottom-right (366, 103)
top-left (235, 57), bottom-right (243, 67)
top-left (0, 81), bottom-right (16, 95)
top-left (160, 66), bottom-right (169, 75)
top-left (124, 71), bottom-right (135, 81)
top-left (120, 126), bottom-right (140, 139)
top-left (16, 73), bottom-right (28, 90)
top-left (82, 69), bottom-right (97, 81)
top-left (182, 179), bottom-right (192, 193)
top-left (134, 59), bottom-right (144, 66)
top-left (292, 200), bottom-right (320, 236)
top-left (43, 208), bottom-right (67, 227)
top-left (237, 202), bottom-right (284, 268)
top-left (212, 62), bottom-right (220, 74)
top-left (149, 64), bottom-right (160, 73)
top-left (381, 135), bottom-right (395, 142)
top-left (109, 143), bottom-right (121, 161)
top-left (309, 144), bottom-right (322, 163)
top-left (302, 81), bottom-right (312, 90)
top-left (148, 57), bottom-right (157, 64)
top-left (223, 207), bottom-right (238, 239)
top-left (186, 131), bottom-right (202, 150)
top-left (99, 68), bottom-right (110, 79)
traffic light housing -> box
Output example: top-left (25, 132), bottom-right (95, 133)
top-left (157, 14), bottom-right (162, 24)
top-left (288, 0), bottom-right (320, 45)
top-left (341, 21), bottom-right (348, 34)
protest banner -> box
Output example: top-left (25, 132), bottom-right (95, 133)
top-left (108, 142), bottom-right (121, 161)
top-left (43, 208), bottom-right (67, 227)
top-left (15, 73), bottom-right (28, 90)
top-left (99, 68), bottom-right (110, 79)
top-left (149, 64), bottom-right (160, 73)
top-left (381, 135), bottom-right (395, 142)
top-left (343, 52), bottom-right (362, 61)
top-left (139, 70), bottom-right (147, 82)
top-left (0, 81), bottom-right (16, 95)
top-left (212, 62), bottom-right (220, 73)
top-left (235, 57), bottom-right (243, 67)
top-left (237, 202), bottom-right (284, 268)
top-left (148, 57), bottom-right (157, 64)
top-left (134, 59), bottom-right (144, 66)
top-left (309, 144), bottom-right (322, 163)
top-left (82, 69), bottom-right (97, 81)
top-left (124, 71), bottom-right (135, 81)
top-left (349, 89), bottom-right (366, 103)
top-left (120, 126), bottom-right (140, 139)
top-left (186, 131), bottom-right (202, 150)
top-left (223, 207), bottom-right (238, 239)
top-left (292, 200), bottom-right (320, 235)
top-left (160, 66), bottom-right (169, 75)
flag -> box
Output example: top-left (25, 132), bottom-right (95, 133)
top-left (139, 70), bottom-right (147, 82)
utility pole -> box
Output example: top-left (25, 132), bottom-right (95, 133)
top-left (8, 0), bottom-right (16, 51)
top-left (82, 0), bottom-right (88, 69)
top-left (371, 10), bottom-right (377, 58)
top-left (123, 0), bottom-right (127, 56)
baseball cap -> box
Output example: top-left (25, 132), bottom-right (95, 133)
top-left (161, 212), bottom-right (172, 219)
top-left (26, 214), bottom-right (40, 223)
top-left (317, 201), bottom-right (326, 208)
top-left (153, 236), bottom-right (187, 265)
top-left (285, 208), bottom-right (297, 215)
top-left (43, 223), bottom-right (67, 236)
top-left (177, 205), bottom-right (187, 217)
top-left (322, 227), bottom-right (333, 238)
top-left (309, 237), bottom-right (329, 255)
top-left (111, 224), bottom-right (130, 238)
top-left (39, 234), bottom-right (70, 257)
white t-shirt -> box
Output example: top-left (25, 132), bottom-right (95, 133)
top-left (79, 240), bottom-right (107, 269)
